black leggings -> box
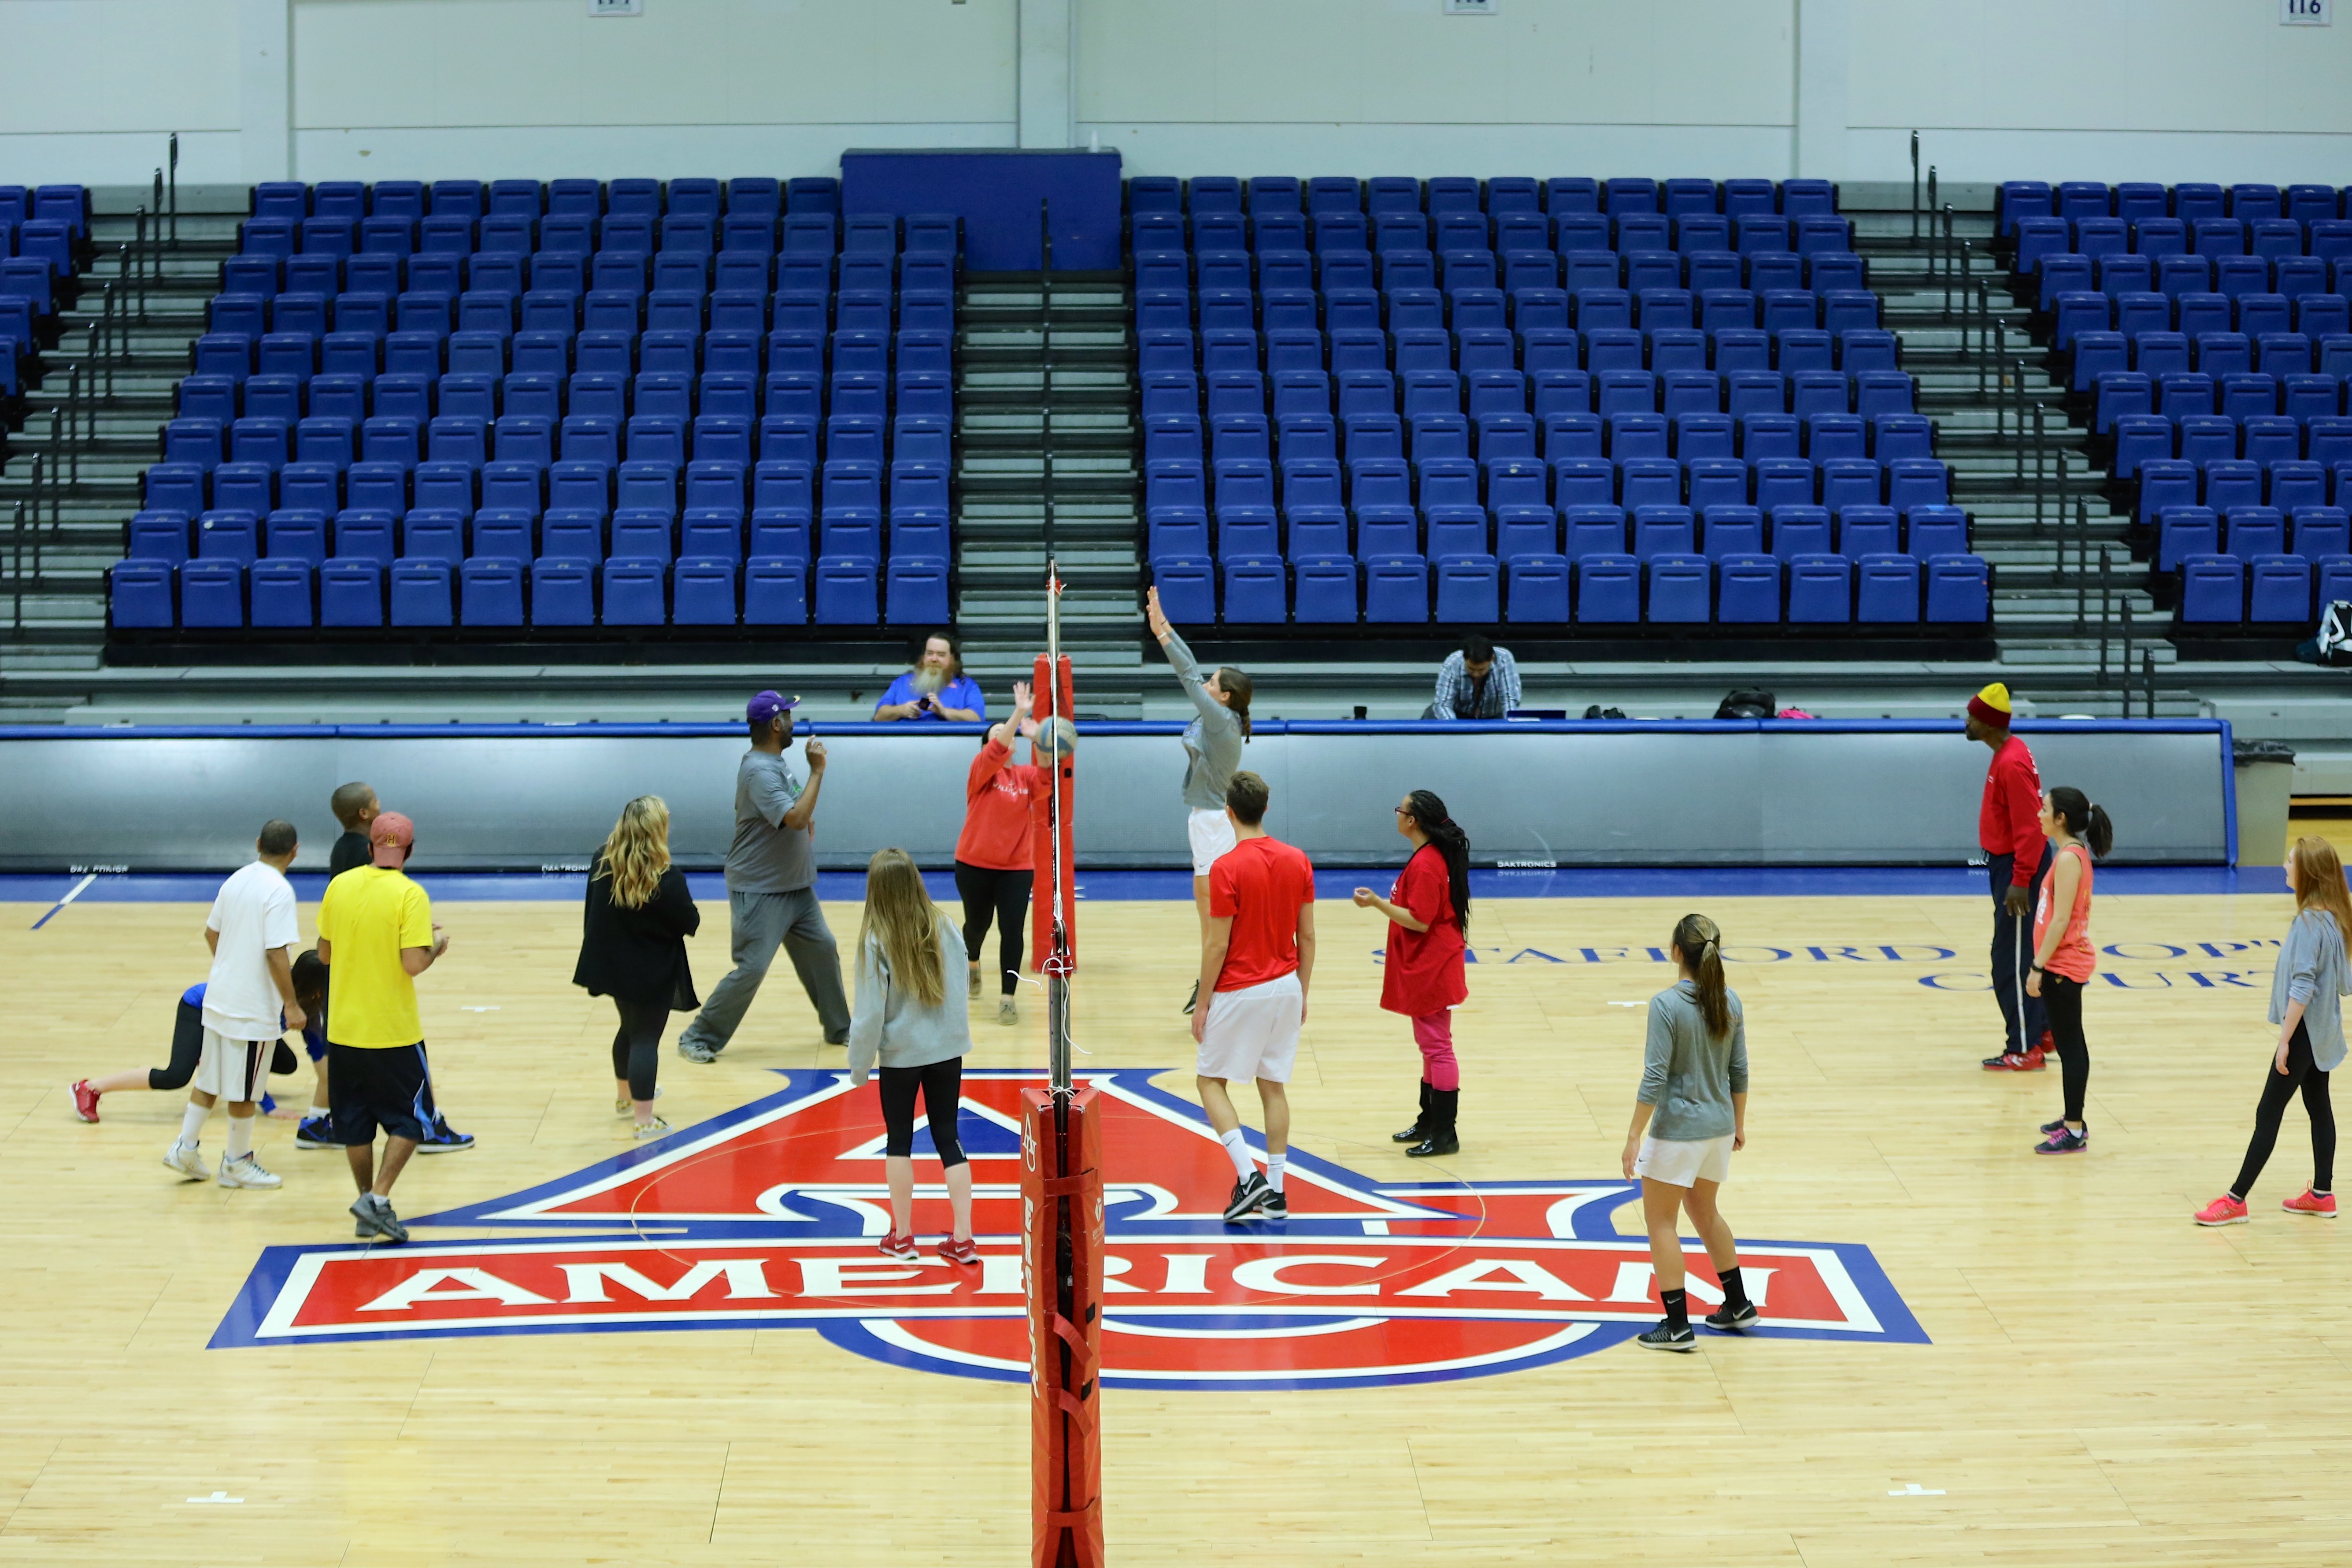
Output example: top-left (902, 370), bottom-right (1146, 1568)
top-left (878, 1056), bottom-right (966, 1165)
top-left (955, 860), bottom-right (1031, 997)
top-left (2043, 974), bottom-right (2089, 1123)
top-left (149, 999), bottom-right (204, 1090)
top-left (611, 998), bottom-right (668, 1103)
top-left (2231, 1021), bottom-right (2336, 1199)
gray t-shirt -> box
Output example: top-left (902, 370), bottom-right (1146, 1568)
top-left (1637, 979), bottom-right (1749, 1142)
top-left (724, 748), bottom-right (814, 894)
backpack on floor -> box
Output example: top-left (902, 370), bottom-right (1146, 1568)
top-left (1713, 687), bottom-right (1776, 720)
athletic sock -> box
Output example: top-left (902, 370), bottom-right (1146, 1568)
top-left (1265, 1154), bottom-right (1286, 1194)
top-left (178, 1102), bottom-right (209, 1146)
top-left (226, 1114), bottom-right (254, 1161)
top-left (1218, 1127), bottom-right (1254, 1182)
top-left (1717, 1266), bottom-right (1750, 1311)
top-left (1660, 1287), bottom-right (1689, 1330)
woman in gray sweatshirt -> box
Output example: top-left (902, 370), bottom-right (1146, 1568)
top-left (2194, 835), bottom-right (2352, 1225)
top-left (846, 848), bottom-right (978, 1267)
top-left (1145, 585), bottom-right (1255, 1014)
top-left (1621, 912), bottom-right (1754, 1352)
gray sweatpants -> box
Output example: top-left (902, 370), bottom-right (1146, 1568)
top-left (678, 886), bottom-right (851, 1053)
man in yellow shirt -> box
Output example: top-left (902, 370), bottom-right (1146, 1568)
top-left (316, 812), bottom-right (450, 1243)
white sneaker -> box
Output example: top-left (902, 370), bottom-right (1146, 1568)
top-left (162, 1141), bottom-right (209, 1182)
top-left (614, 1086), bottom-right (665, 1118)
top-left (217, 1153), bottom-right (282, 1189)
top-left (998, 997), bottom-right (1018, 1025)
top-left (633, 1115), bottom-right (672, 1141)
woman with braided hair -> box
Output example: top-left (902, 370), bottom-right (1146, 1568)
top-left (1622, 912), bottom-right (1754, 1352)
top-left (1354, 790), bottom-right (1471, 1157)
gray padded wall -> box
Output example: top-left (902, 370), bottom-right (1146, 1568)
top-left (0, 721), bottom-right (2230, 872)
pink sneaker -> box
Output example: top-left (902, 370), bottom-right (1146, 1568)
top-left (938, 1238), bottom-right (979, 1266)
top-left (877, 1232), bottom-right (918, 1261)
top-left (2282, 1189), bottom-right (2337, 1218)
top-left (69, 1080), bottom-right (101, 1123)
top-left (2193, 1194), bottom-right (2249, 1226)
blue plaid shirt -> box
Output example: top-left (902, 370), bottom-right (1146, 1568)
top-left (1431, 649), bottom-right (1520, 719)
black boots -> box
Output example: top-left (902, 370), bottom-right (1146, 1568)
top-left (1406, 1089), bottom-right (1459, 1158)
top-left (1393, 1082), bottom-right (1432, 1143)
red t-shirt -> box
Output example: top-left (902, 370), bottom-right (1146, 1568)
top-left (1381, 843), bottom-right (1468, 1017)
top-left (1978, 733), bottom-right (2044, 883)
top-left (1209, 834), bottom-right (1316, 992)
top-left (956, 739), bottom-right (1043, 871)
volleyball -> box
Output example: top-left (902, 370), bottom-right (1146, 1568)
top-left (1037, 716), bottom-right (1078, 760)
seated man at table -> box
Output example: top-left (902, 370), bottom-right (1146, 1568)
top-left (1425, 633), bottom-right (1520, 720)
top-left (873, 631), bottom-right (986, 723)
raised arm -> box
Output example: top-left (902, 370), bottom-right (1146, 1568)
top-left (782, 741), bottom-right (828, 831)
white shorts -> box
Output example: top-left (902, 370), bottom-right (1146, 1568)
top-left (1187, 808), bottom-right (1237, 876)
top-left (195, 1028), bottom-right (271, 1102)
top-left (1196, 972), bottom-right (1303, 1084)
top-left (1633, 1134), bottom-right (1733, 1188)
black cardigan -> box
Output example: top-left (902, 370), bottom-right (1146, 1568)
top-left (573, 860), bottom-right (702, 1009)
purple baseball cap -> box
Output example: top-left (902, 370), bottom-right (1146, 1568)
top-left (748, 690), bottom-right (801, 723)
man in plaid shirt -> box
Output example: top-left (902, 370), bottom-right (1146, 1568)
top-left (1426, 634), bottom-right (1520, 720)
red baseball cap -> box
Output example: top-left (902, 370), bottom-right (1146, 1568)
top-left (369, 811), bottom-right (415, 868)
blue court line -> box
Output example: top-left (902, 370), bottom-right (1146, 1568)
top-left (9, 864), bottom-right (2289, 916)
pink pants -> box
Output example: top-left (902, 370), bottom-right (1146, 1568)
top-left (1413, 1012), bottom-right (1459, 1092)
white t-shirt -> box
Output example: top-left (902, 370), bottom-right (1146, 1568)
top-left (202, 860), bottom-right (299, 1039)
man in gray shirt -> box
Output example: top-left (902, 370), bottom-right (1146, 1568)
top-left (677, 691), bottom-right (851, 1062)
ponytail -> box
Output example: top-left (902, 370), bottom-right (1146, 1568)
top-left (1217, 666), bottom-right (1253, 740)
top-left (2048, 786), bottom-right (2114, 860)
top-left (1673, 912), bottom-right (1733, 1041)
top-left (1402, 789), bottom-right (1471, 936)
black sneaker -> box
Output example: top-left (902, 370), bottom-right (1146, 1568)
top-left (1259, 1187), bottom-right (1288, 1220)
top-left (294, 1116), bottom-right (337, 1149)
top-left (1221, 1172), bottom-right (1270, 1222)
top-left (2039, 1117), bottom-right (2069, 1136)
top-left (350, 1194), bottom-right (409, 1244)
top-left (1637, 1320), bottom-right (1696, 1351)
top-left (1703, 1303), bottom-right (1759, 1332)
top-left (1182, 979), bottom-right (1199, 1016)
top-left (415, 1121), bottom-right (474, 1154)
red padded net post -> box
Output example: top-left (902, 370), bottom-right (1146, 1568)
top-left (1024, 1086), bottom-right (1104, 1568)
top-left (1029, 653), bottom-right (1076, 974)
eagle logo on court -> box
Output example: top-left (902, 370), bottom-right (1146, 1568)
top-left (212, 1071), bottom-right (1926, 1388)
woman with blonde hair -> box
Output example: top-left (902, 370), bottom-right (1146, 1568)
top-left (573, 795), bottom-right (701, 1138)
top-left (847, 848), bottom-right (978, 1266)
top-left (2195, 835), bottom-right (2352, 1224)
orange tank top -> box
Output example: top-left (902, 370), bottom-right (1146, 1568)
top-left (2033, 841), bottom-right (2095, 982)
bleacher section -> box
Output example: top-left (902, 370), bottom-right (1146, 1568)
top-left (1133, 174), bottom-right (1987, 634)
top-left (2004, 178), bottom-right (2352, 634)
top-left (1, 183), bottom-right (93, 426)
top-left (106, 177), bottom-right (959, 639)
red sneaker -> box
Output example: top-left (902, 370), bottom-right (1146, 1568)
top-left (2038, 1029), bottom-right (2056, 1056)
top-left (69, 1080), bottom-right (100, 1123)
top-left (1981, 1051), bottom-right (2044, 1071)
top-left (877, 1232), bottom-right (918, 1261)
top-left (2282, 1189), bottom-right (2337, 1218)
top-left (938, 1238), bottom-right (980, 1266)
top-left (2021, 1045), bottom-right (2047, 1071)
top-left (2193, 1194), bottom-right (2249, 1227)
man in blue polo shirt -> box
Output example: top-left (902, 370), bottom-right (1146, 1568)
top-left (872, 632), bottom-right (985, 723)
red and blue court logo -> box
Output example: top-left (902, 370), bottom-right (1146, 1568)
top-left (212, 1070), bottom-right (1925, 1388)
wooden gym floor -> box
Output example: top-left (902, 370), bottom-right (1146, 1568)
top-left (3, 881), bottom-right (2348, 1567)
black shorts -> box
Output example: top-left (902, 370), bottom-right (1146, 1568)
top-left (326, 1041), bottom-right (439, 1144)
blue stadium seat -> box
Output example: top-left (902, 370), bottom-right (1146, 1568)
top-left (1504, 556), bottom-right (1570, 623)
top-left (176, 561), bottom-right (244, 628)
top-left (1363, 556), bottom-right (1430, 623)
top-left (1786, 553), bottom-right (1852, 623)
top-left (1645, 554), bottom-right (1710, 623)
top-left (2249, 555), bottom-right (2312, 623)
top-left (109, 561), bottom-right (177, 628)
top-left (1574, 556), bottom-right (1639, 623)
top-left (2179, 554), bottom-right (2245, 622)
top-left (320, 559), bottom-right (385, 627)
top-left (1715, 553), bottom-right (1780, 622)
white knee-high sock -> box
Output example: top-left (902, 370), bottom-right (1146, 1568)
top-left (178, 1102), bottom-right (209, 1145)
top-left (1218, 1127), bottom-right (1254, 1181)
top-left (226, 1114), bottom-right (254, 1160)
top-left (1265, 1153), bottom-right (1286, 1193)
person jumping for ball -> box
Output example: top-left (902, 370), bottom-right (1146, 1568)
top-left (1193, 771), bottom-right (1315, 1224)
